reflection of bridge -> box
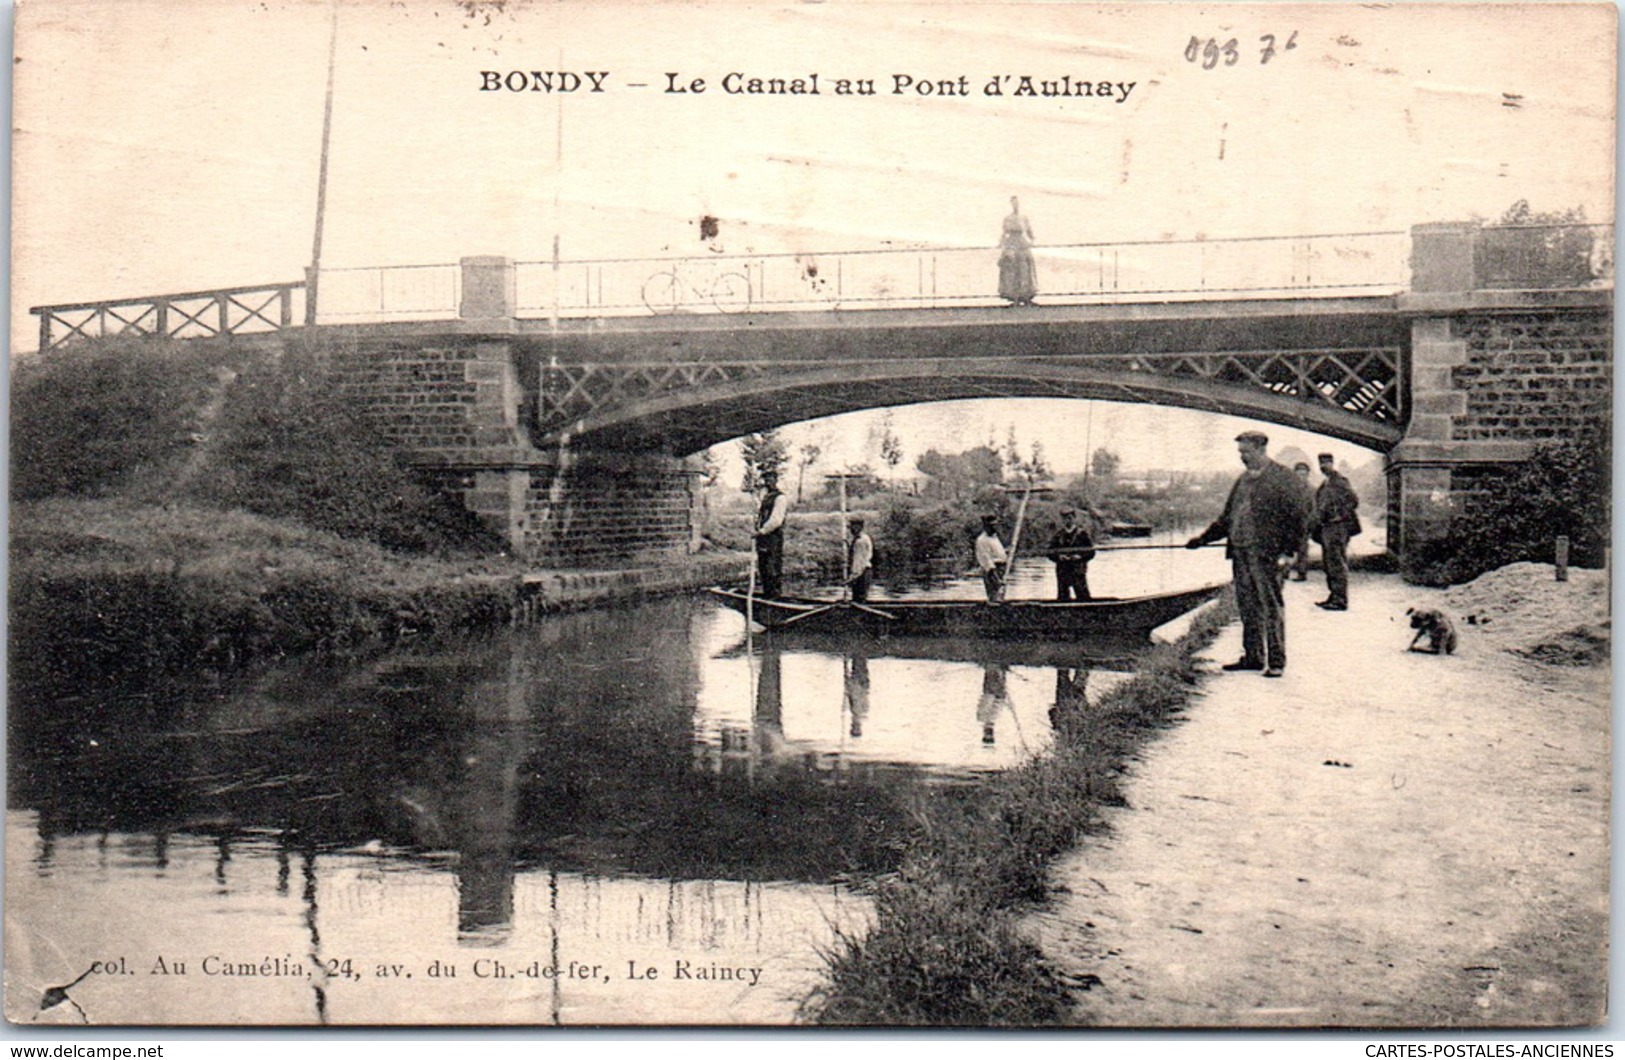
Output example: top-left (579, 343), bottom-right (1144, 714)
top-left (29, 222), bottom-right (1613, 565)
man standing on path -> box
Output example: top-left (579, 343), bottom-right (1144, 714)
top-left (754, 470), bottom-right (789, 599)
top-left (1186, 431), bottom-right (1313, 678)
top-left (1048, 506), bottom-right (1097, 601)
top-left (1310, 452), bottom-right (1361, 612)
top-left (975, 515), bottom-right (1009, 602)
top-left (1287, 462), bottom-right (1313, 583)
top-left (847, 517), bottom-right (874, 603)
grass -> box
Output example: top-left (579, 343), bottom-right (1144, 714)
top-left (802, 592), bottom-right (1237, 1026)
top-left (10, 497), bottom-right (523, 692)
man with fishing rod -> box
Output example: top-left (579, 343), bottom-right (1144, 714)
top-left (1186, 431), bottom-right (1313, 678)
top-left (1046, 506), bottom-right (1097, 601)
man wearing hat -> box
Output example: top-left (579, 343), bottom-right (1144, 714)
top-left (847, 517), bottom-right (875, 603)
top-left (975, 514), bottom-right (1009, 602)
top-left (1310, 452), bottom-right (1361, 611)
top-left (1047, 506), bottom-right (1097, 601)
top-left (754, 469), bottom-right (789, 598)
top-left (1186, 430), bottom-right (1313, 677)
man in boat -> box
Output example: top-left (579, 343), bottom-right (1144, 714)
top-left (847, 517), bottom-right (875, 603)
top-left (1310, 452), bottom-right (1361, 612)
top-left (754, 469), bottom-right (789, 598)
top-left (1047, 506), bottom-right (1097, 601)
top-left (1185, 431), bottom-right (1312, 678)
top-left (975, 514), bottom-right (1009, 602)
top-left (1286, 463), bottom-right (1313, 583)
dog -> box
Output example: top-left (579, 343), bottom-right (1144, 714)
top-left (1406, 607), bottom-right (1458, 655)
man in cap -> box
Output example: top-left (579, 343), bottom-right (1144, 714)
top-left (1186, 430), bottom-right (1313, 677)
top-left (1047, 506), bottom-right (1097, 601)
top-left (1286, 462), bottom-right (1313, 582)
top-left (753, 469), bottom-right (789, 598)
top-left (975, 514), bottom-right (1009, 602)
top-left (847, 517), bottom-right (875, 603)
top-left (1310, 452), bottom-right (1361, 611)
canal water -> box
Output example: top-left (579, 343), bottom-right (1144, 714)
top-left (7, 541), bottom-right (1231, 1026)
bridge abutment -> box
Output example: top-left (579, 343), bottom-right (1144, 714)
top-left (306, 257), bottom-right (703, 566)
top-left (1387, 224), bottom-right (1611, 560)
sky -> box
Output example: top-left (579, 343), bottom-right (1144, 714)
top-left (9, 0), bottom-right (1617, 476)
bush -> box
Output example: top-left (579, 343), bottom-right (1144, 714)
top-left (189, 353), bottom-right (502, 556)
top-left (1403, 426), bottom-right (1610, 586)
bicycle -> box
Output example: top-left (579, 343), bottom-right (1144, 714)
top-left (641, 262), bottom-right (753, 314)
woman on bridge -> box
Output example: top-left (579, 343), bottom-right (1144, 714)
top-left (998, 196), bottom-right (1038, 305)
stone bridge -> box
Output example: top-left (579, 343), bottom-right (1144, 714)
top-left (32, 223), bottom-right (1612, 566)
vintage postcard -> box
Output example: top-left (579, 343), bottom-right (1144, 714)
top-left (7, 0), bottom-right (1614, 1030)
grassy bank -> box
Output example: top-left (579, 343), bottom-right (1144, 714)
top-left (802, 592), bottom-right (1237, 1025)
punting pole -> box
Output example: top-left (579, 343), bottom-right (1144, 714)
top-left (826, 471), bottom-right (866, 603)
top-left (1000, 482), bottom-right (1054, 600)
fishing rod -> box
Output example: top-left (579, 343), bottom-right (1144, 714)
top-left (1090, 541), bottom-right (1226, 552)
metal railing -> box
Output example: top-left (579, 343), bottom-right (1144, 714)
top-left (27, 224), bottom-right (1612, 349)
top-left (505, 230), bottom-right (1414, 319)
top-left (31, 282), bottom-right (306, 352)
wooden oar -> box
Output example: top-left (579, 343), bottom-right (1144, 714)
top-left (1090, 542), bottom-right (1226, 552)
top-left (846, 602), bottom-right (898, 621)
top-left (773, 603), bottom-right (839, 629)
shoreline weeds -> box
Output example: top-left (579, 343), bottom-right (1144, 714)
top-left (803, 591), bottom-right (1239, 1025)
top-left (9, 497), bottom-right (750, 692)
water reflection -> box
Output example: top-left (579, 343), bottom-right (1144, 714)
top-left (8, 592), bottom-right (1146, 1025)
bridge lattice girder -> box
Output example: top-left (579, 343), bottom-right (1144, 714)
top-left (538, 346), bottom-right (1404, 455)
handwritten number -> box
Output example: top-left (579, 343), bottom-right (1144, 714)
top-left (1188, 30), bottom-right (1296, 67)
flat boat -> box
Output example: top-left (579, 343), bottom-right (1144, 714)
top-left (707, 582), bottom-right (1226, 639)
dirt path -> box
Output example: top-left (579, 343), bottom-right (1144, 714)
top-left (1028, 570), bottom-right (1609, 1028)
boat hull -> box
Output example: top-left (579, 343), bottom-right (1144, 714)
top-left (706, 583), bottom-right (1226, 639)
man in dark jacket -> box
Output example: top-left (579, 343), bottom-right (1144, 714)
top-left (1310, 452), bottom-right (1361, 611)
top-left (1047, 507), bottom-right (1096, 601)
top-left (1186, 431), bottom-right (1313, 677)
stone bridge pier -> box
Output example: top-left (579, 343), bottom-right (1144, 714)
top-left (306, 258), bottom-right (704, 568)
top-left (1387, 224), bottom-right (1611, 560)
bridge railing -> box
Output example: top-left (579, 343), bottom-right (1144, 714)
top-left (31, 282), bottom-right (306, 352)
top-left (312, 263), bottom-right (463, 321)
top-left (502, 230), bottom-right (1414, 318)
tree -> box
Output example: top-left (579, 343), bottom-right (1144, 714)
top-left (1478, 200), bottom-right (1608, 288)
top-left (916, 445), bottom-right (1004, 502)
top-left (1022, 439), bottom-right (1053, 484)
top-left (1089, 447), bottom-right (1121, 483)
top-left (795, 441), bottom-right (822, 503)
top-left (740, 430), bottom-right (789, 493)
top-left (868, 412), bottom-right (904, 488)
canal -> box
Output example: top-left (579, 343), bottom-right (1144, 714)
top-left (7, 542), bottom-right (1231, 1025)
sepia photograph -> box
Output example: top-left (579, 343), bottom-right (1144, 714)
top-left (4, 0), bottom-right (1615, 1030)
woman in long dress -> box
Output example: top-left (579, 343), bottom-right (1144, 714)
top-left (998, 195), bottom-right (1037, 305)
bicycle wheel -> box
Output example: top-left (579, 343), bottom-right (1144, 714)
top-left (709, 271), bottom-right (752, 313)
top-left (641, 272), bottom-right (683, 314)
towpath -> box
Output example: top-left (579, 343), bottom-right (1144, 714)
top-left (1029, 569), bottom-right (1610, 1028)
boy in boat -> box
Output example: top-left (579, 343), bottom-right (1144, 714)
top-left (847, 518), bottom-right (874, 603)
top-left (1047, 506), bottom-right (1097, 601)
top-left (1186, 431), bottom-right (1313, 678)
top-left (754, 470), bottom-right (789, 598)
top-left (975, 515), bottom-right (1008, 602)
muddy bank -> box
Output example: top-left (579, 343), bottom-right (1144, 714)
top-left (1028, 567), bottom-right (1609, 1027)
